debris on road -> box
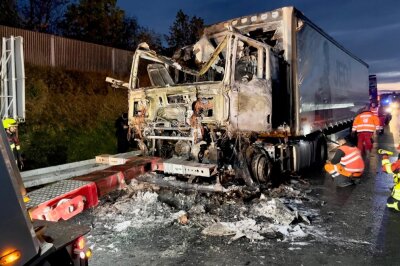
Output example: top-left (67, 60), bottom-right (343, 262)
top-left (249, 198), bottom-right (297, 225)
top-left (174, 210), bottom-right (189, 225)
top-left (75, 175), bottom-right (324, 254)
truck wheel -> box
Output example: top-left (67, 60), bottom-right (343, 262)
top-left (251, 154), bottom-right (271, 184)
top-left (315, 137), bottom-right (327, 166)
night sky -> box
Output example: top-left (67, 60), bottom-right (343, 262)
top-left (118, 0), bottom-right (400, 91)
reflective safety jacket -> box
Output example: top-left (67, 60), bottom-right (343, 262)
top-left (391, 183), bottom-right (400, 201)
top-left (338, 145), bottom-right (365, 173)
top-left (352, 111), bottom-right (380, 132)
top-left (382, 155), bottom-right (400, 175)
top-left (6, 131), bottom-right (21, 161)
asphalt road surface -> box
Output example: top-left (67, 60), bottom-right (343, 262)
top-left (76, 107), bottom-right (400, 266)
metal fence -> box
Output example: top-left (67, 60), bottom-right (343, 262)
top-left (0, 25), bottom-right (133, 76)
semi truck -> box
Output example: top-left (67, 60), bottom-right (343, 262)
top-left (108, 6), bottom-right (369, 186)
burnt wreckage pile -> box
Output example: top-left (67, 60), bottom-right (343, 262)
top-left (81, 175), bottom-right (324, 256)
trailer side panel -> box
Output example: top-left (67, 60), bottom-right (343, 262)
top-left (295, 22), bottom-right (369, 135)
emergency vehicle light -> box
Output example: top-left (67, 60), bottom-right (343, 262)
top-left (78, 249), bottom-right (92, 259)
top-left (0, 250), bottom-right (21, 265)
top-left (74, 236), bottom-right (92, 260)
top-left (85, 249), bottom-right (92, 258)
top-left (76, 237), bottom-right (85, 250)
top-left (79, 251), bottom-right (86, 259)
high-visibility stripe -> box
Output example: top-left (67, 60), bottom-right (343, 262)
top-left (386, 202), bottom-right (400, 210)
top-left (385, 164), bottom-right (393, 174)
top-left (382, 159), bottom-right (391, 165)
top-left (344, 167), bottom-right (364, 172)
top-left (356, 125), bottom-right (376, 129)
top-left (16, 145), bottom-right (20, 150)
top-left (10, 144), bottom-right (15, 149)
top-left (342, 155), bottom-right (362, 165)
top-left (342, 151), bottom-right (359, 161)
top-left (355, 129), bottom-right (375, 132)
top-left (341, 150), bottom-right (362, 165)
top-left (392, 187), bottom-right (400, 201)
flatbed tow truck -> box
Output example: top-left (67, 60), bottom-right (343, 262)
top-left (0, 124), bottom-right (92, 266)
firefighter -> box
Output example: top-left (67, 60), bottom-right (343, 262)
top-left (324, 137), bottom-right (365, 187)
top-left (2, 118), bottom-right (23, 169)
top-left (352, 107), bottom-right (380, 156)
top-left (379, 149), bottom-right (400, 211)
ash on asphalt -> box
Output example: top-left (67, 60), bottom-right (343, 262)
top-left (71, 165), bottom-right (377, 266)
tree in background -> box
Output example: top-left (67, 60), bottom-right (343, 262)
top-left (58, 0), bottom-right (132, 48)
top-left (118, 17), bottom-right (141, 50)
top-left (57, 0), bottom-right (163, 51)
top-left (1, 2), bottom-right (203, 54)
top-left (0, 0), bottom-right (21, 27)
top-left (20, 0), bottom-right (69, 33)
top-left (189, 16), bottom-right (204, 44)
top-left (165, 9), bottom-right (204, 54)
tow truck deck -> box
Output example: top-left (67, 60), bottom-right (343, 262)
top-left (23, 155), bottom-right (162, 222)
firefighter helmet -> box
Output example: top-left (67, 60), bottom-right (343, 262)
top-left (2, 118), bottom-right (18, 129)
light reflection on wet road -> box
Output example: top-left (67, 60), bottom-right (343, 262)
top-left (372, 107), bottom-right (400, 264)
top-left (388, 106), bottom-right (400, 148)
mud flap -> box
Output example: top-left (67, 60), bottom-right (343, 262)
top-left (235, 148), bottom-right (254, 187)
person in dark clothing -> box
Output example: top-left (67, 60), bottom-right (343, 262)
top-left (115, 113), bottom-right (130, 153)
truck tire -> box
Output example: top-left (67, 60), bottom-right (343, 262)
top-left (315, 136), bottom-right (327, 166)
top-left (251, 153), bottom-right (271, 184)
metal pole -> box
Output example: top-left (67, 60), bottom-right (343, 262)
top-left (10, 36), bottom-right (16, 118)
top-left (0, 37), bottom-right (5, 118)
top-left (50, 35), bottom-right (55, 67)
